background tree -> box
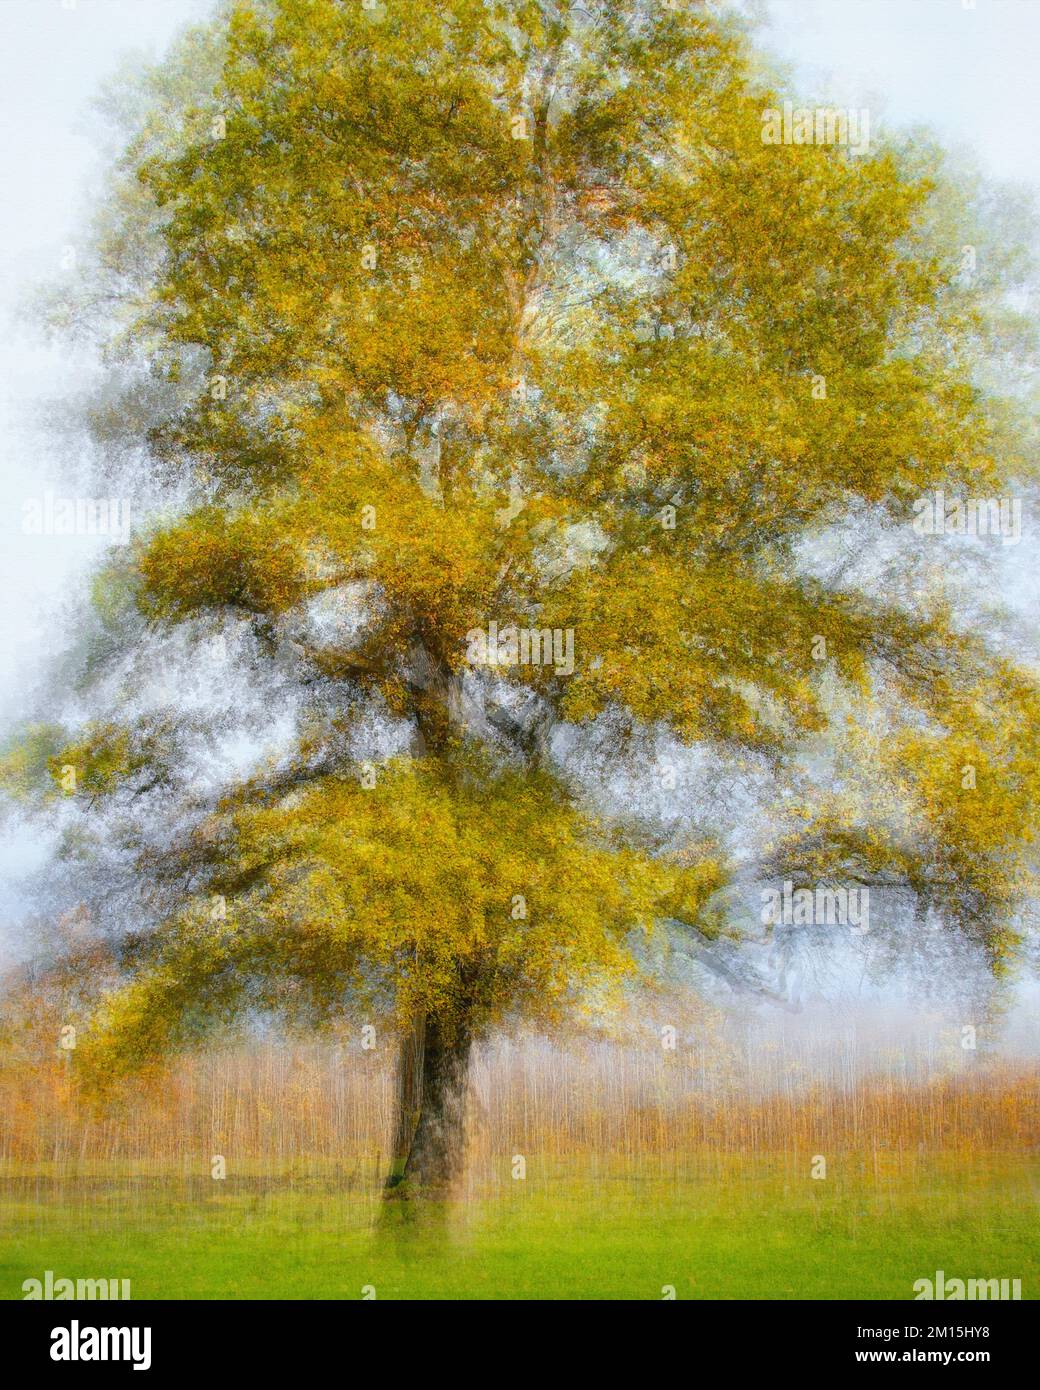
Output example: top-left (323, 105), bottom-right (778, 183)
top-left (3, 0), bottom-right (1038, 1198)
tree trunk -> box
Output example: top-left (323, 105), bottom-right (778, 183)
top-left (384, 1014), bottom-right (473, 1200)
top-left (385, 1014), bottom-right (425, 1191)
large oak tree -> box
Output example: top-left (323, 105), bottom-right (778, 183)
top-left (4, 0), bottom-right (1038, 1197)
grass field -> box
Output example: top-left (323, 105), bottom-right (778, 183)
top-left (1, 1022), bottom-right (1037, 1300)
top-left (1, 1153), bottom-right (1036, 1300)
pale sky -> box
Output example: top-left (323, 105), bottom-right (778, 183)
top-left (762, 0), bottom-right (1040, 188)
top-left (0, 0), bottom-right (213, 723)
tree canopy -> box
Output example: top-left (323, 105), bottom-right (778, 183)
top-left (3, 0), bottom-right (1038, 1107)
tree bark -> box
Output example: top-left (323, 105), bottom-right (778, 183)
top-left (384, 1014), bottom-right (473, 1199)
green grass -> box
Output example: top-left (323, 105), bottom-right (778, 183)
top-left (1, 1155), bottom-right (1037, 1300)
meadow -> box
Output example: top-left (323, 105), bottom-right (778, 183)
top-left (1, 1011), bottom-right (1037, 1300)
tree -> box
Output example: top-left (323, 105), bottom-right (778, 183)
top-left (4, 0), bottom-right (1038, 1199)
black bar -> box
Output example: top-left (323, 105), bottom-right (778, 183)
top-left (0, 1299), bottom-right (1028, 1375)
